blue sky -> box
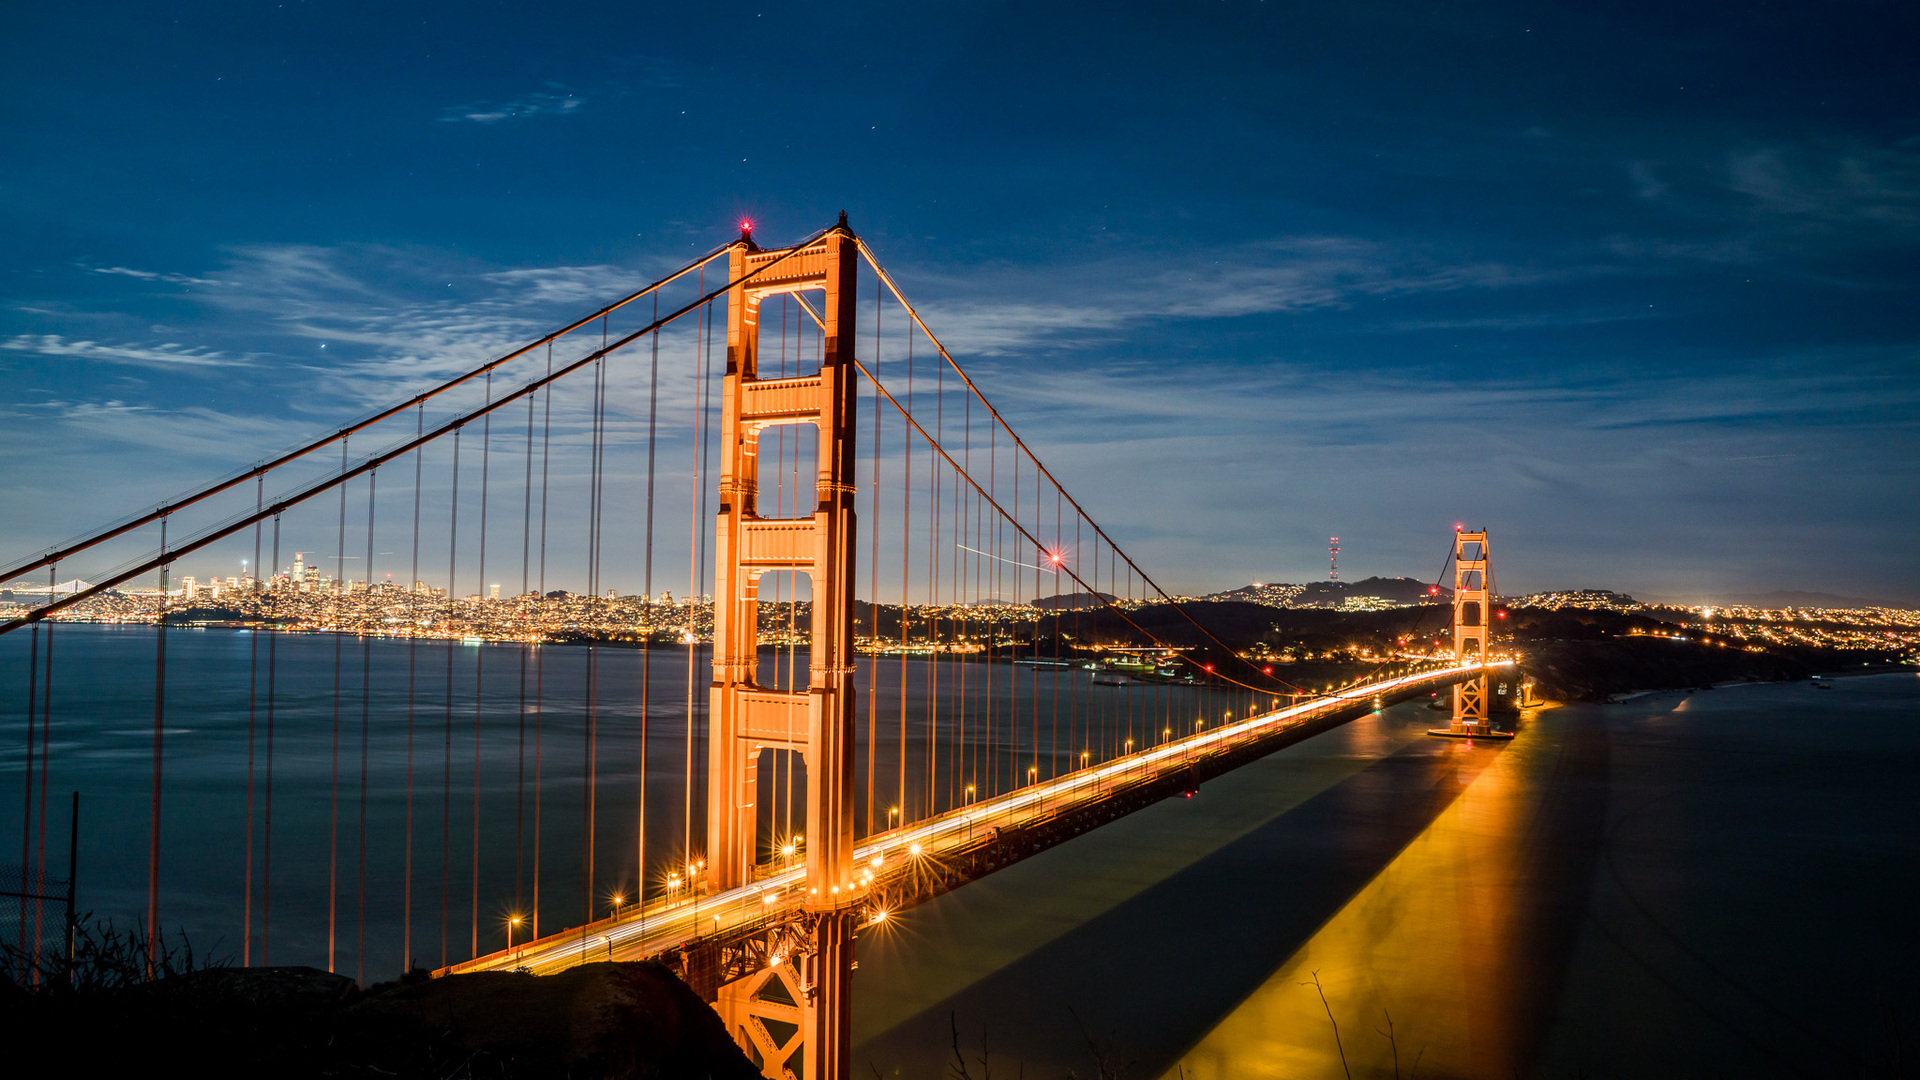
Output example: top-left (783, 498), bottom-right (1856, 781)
top-left (2, 1), bottom-right (1916, 602)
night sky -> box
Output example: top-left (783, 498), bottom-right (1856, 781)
top-left (3, 1), bottom-right (1915, 602)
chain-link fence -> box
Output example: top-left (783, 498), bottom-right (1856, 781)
top-left (1, 861), bottom-right (74, 987)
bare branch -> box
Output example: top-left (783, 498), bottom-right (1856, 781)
top-left (947, 1012), bottom-right (976, 1080)
top-left (1372, 1008), bottom-right (1400, 1080)
top-left (1300, 970), bottom-right (1352, 1080)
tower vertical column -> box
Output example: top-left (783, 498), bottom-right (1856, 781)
top-left (804, 227), bottom-right (858, 909)
top-left (708, 237), bottom-right (764, 890)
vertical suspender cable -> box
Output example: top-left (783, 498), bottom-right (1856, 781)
top-left (771, 297), bottom-right (787, 845)
top-left (986, 424), bottom-right (996, 796)
top-left (1072, 509), bottom-right (1081, 765)
top-left (899, 324), bottom-right (910, 820)
top-left (770, 298), bottom-right (785, 846)
top-left (583, 350), bottom-right (598, 921)
top-left (928, 334), bottom-right (940, 813)
top-left (948, 366), bottom-right (960, 811)
top-left (359, 468), bottom-right (374, 983)
top-left (1033, 455), bottom-right (1043, 778)
top-left (331, 439), bottom-right (346, 972)
top-left (772, 301), bottom-right (785, 845)
top-left (27, 569), bottom-right (52, 984)
top-left (535, 344), bottom-right (553, 937)
top-left (245, 478), bottom-right (262, 965)
top-left (867, 285), bottom-right (881, 837)
top-left (957, 391), bottom-right (969, 803)
top-left (684, 272), bottom-right (702, 873)
top-left (39, 567), bottom-right (52, 873)
top-left (36, 574), bottom-right (51, 963)
top-left (697, 291), bottom-right (716, 865)
top-left (640, 289), bottom-right (659, 915)
top-left (475, 372), bottom-right (492, 959)
top-left (584, 330), bottom-right (606, 921)
top-left (963, 392), bottom-right (974, 800)
top-left (18, 624), bottom-right (38, 979)
top-left (405, 406), bottom-right (423, 969)
top-left (517, 367), bottom-right (534, 926)
top-left (787, 301), bottom-right (799, 843)
top-left (148, 514), bottom-right (169, 977)
top-left (1052, 489), bottom-right (1061, 779)
top-left (264, 517), bottom-right (280, 964)
top-left (444, 427), bottom-right (460, 968)
top-left (1012, 446), bottom-right (1022, 784)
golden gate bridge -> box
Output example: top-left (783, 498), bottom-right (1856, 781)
top-left (1, 216), bottom-right (1506, 1079)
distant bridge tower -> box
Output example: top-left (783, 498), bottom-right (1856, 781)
top-left (706, 217), bottom-right (861, 1080)
top-left (1449, 529), bottom-right (1493, 734)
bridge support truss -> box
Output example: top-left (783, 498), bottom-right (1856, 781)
top-left (1449, 529), bottom-right (1494, 734)
top-left (707, 219), bottom-right (860, 1080)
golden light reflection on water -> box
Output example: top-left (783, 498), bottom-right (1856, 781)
top-left (1165, 729), bottom-right (1543, 1080)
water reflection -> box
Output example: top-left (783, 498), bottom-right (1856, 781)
top-left (1166, 707), bottom-right (1608, 1079)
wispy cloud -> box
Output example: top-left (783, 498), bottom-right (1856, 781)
top-left (886, 235), bottom-right (1577, 357)
top-left (439, 84), bottom-right (585, 124)
top-left (974, 345), bottom-right (1920, 440)
top-left (1727, 144), bottom-right (1920, 230)
top-left (1607, 137), bottom-right (1920, 276)
top-left (89, 265), bottom-right (222, 287)
top-left (1373, 308), bottom-right (1663, 333)
top-left (480, 265), bottom-right (630, 305)
top-left (927, 343), bottom-right (1919, 593)
top-left (2, 399), bottom-right (304, 486)
top-left (1, 333), bottom-right (254, 369)
top-left (140, 243), bottom-right (716, 440)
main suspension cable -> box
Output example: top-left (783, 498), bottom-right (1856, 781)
top-left (0, 248), bottom-right (735, 586)
top-left (1, 229), bottom-right (834, 639)
top-left (853, 239), bottom-right (1300, 695)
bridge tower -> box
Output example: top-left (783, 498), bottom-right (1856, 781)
top-left (706, 217), bottom-right (860, 1080)
top-left (1449, 529), bottom-right (1493, 734)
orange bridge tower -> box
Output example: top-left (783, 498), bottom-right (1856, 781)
top-left (1448, 528), bottom-right (1495, 735)
top-left (705, 217), bottom-right (860, 1080)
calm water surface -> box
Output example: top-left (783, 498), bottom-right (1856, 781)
top-left (852, 673), bottom-right (1920, 1079)
top-left (0, 623), bottom-right (1241, 975)
top-left (6, 626), bottom-right (1914, 1077)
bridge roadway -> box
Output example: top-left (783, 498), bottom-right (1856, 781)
top-left (442, 661), bottom-right (1506, 980)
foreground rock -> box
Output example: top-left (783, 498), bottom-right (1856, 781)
top-left (351, 962), bottom-right (761, 1078)
top-left (3, 960), bottom-right (761, 1079)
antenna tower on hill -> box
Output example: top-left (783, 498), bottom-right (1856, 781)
top-left (1329, 537), bottom-right (1340, 582)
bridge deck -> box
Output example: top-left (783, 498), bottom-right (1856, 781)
top-left (443, 662), bottom-right (1502, 980)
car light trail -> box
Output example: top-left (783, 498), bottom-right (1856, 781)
top-left (448, 662), bottom-right (1505, 978)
